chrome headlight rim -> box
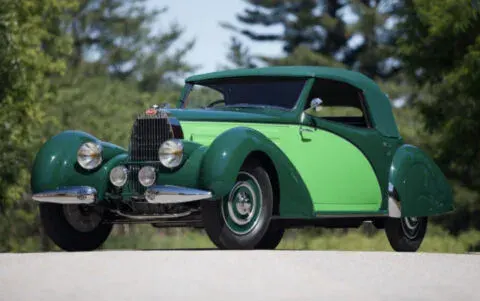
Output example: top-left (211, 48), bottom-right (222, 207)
top-left (138, 165), bottom-right (156, 187)
top-left (77, 142), bottom-right (103, 170)
top-left (109, 165), bottom-right (128, 187)
top-left (158, 139), bottom-right (184, 168)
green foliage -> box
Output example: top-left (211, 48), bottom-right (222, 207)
top-left (44, 72), bottom-right (181, 147)
top-left (65, 0), bottom-right (195, 91)
top-left (225, 0), bottom-right (400, 78)
top-left (0, 0), bottom-right (192, 252)
top-left (397, 0), bottom-right (480, 232)
top-left (263, 45), bottom-right (345, 67)
top-left (224, 37), bottom-right (257, 69)
top-left (0, 0), bottom-right (76, 252)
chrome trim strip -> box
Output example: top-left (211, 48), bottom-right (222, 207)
top-left (313, 213), bottom-right (389, 219)
top-left (145, 185), bottom-right (212, 204)
top-left (111, 209), bottom-right (195, 220)
top-left (31, 186), bottom-right (96, 204)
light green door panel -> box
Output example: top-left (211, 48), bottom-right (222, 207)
top-left (181, 121), bottom-right (382, 213)
top-left (286, 127), bottom-right (382, 212)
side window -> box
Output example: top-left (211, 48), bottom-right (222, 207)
top-left (304, 79), bottom-right (371, 128)
top-left (183, 85), bottom-right (224, 109)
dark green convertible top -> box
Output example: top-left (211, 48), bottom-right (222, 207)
top-left (186, 66), bottom-right (400, 138)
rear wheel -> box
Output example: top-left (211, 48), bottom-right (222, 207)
top-left (385, 216), bottom-right (427, 252)
top-left (40, 203), bottom-right (112, 251)
top-left (202, 161), bottom-right (274, 249)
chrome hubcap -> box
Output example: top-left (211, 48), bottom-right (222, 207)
top-left (401, 217), bottom-right (420, 239)
top-left (234, 190), bottom-right (253, 215)
top-left (221, 172), bottom-right (262, 235)
top-left (63, 204), bottom-right (103, 232)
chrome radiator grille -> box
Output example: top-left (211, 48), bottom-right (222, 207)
top-left (129, 113), bottom-right (173, 161)
top-left (128, 112), bottom-right (173, 195)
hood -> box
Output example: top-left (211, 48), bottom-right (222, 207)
top-left (166, 108), bottom-right (298, 124)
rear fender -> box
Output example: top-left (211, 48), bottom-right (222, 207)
top-left (388, 144), bottom-right (454, 217)
top-left (31, 130), bottom-right (127, 201)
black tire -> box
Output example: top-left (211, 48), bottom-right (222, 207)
top-left (201, 161), bottom-right (274, 250)
top-left (39, 203), bottom-right (113, 251)
top-left (385, 216), bottom-right (428, 252)
top-left (255, 222), bottom-right (285, 249)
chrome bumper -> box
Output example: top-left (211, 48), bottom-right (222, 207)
top-left (32, 186), bottom-right (96, 204)
top-left (145, 185), bottom-right (212, 204)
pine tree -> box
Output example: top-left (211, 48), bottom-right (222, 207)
top-left (224, 37), bottom-right (257, 69)
top-left (66, 0), bottom-right (195, 91)
top-left (224, 0), bottom-right (401, 79)
top-left (397, 0), bottom-right (480, 233)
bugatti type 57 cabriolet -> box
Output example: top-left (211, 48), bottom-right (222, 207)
top-left (31, 66), bottom-right (454, 251)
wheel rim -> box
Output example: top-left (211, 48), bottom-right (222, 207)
top-left (221, 171), bottom-right (262, 235)
top-left (401, 217), bottom-right (420, 239)
top-left (63, 204), bottom-right (103, 232)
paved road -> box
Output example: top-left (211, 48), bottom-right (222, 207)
top-left (1, 250), bottom-right (479, 301)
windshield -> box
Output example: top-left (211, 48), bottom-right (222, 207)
top-left (180, 77), bottom-right (306, 110)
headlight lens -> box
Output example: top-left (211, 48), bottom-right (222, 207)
top-left (158, 139), bottom-right (183, 168)
top-left (110, 165), bottom-right (128, 187)
top-left (138, 166), bottom-right (156, 187)
top-left (77, 142), bottom-right (102, 170)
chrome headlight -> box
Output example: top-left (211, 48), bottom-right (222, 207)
top-left (110, 165), bottom-right (128, 187)
top-left (138, 166), bottom-right (156, 187)
top-left (77, 142), bottom-right (102, 170)
top-left (158, 139), bottom-right (183, 168)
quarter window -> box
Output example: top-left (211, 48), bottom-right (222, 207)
top-left (305, 79), bottom-right (371, 128)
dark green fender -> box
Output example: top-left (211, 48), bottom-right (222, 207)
top-left (199, 127), bottom-right (314, 217)
top-left (389, 144), bottom-right (454, 217)
top-left (31, 130), bottom-right (127, 201)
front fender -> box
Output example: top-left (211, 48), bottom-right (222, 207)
top-left (31, 130), bottom-right (127, 201)
top-left (200, 127), bottom-right (268, 196)
top-left (389, 144), bottom-right (454, 217)
top-left (199, 126), bottom-right (313, 217)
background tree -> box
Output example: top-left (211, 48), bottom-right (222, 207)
top-left (64, 0), bottom-right (195, 92)
top-left (396, 0), bottom-right (480, 233)
top-left (0, 0), bottom-right (195, 251)
top-left (224, 37), bottom-right (257, 69)
top-left (46, 0), bottom-right (195, 141)
top-left (0, 0), bottom-right (75, 251)
top-left (223, 0), bottom-right (401, 79)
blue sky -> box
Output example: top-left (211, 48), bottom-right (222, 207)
top-left (146, 0), bottom-right (284, 74)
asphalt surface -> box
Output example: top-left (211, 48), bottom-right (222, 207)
top-left (1, 250), bottom-right (479, 301)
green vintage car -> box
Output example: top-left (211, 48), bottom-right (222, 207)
top-left (31, 66), bottom-right (454, 251)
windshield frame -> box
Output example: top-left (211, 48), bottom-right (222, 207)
top-left (178, 77), bottom-right (309, 111)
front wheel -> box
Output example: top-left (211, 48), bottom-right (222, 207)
top-left (255, 222), bottom-right (284, 249)
top-left (201, 161), bottom-right (274, 249)
top-left (40, 203), bottom-right (113, 251)
top-left (385, 216), bottom-right (428, 252)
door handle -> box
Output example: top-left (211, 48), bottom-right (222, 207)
top-left (299, 126), bottom-right (314, 141)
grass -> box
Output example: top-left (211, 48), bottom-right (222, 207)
top-left (103, 224), bottom-right (480, 253)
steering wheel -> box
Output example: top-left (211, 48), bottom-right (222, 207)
top-left (206, 99), bottom-right (225, 108)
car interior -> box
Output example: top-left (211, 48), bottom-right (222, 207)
top-left (304, 79), bottom-right (372, 128)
